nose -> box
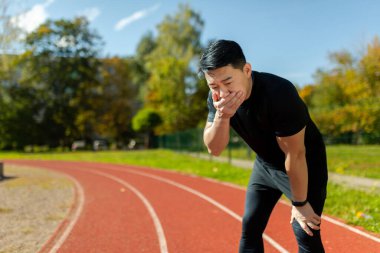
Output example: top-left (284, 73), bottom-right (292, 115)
top-left (219, 87), bottom-right (230, 98)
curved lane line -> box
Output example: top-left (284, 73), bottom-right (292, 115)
top-left (322, 215), bottom-right (380, 243)
top-left (278, 200), bottom-right (380, 243)
top-left (48, 174), bottom-right (85, 253)
top-left (88, 170), bottom-right (169, 253)
top-left (100, 166), bottom-right (289, 253)
top-left (167, 169), bottom-right (380, 243)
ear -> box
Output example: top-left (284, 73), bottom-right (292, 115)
top-left (243, 63), bottom-right (252, 77)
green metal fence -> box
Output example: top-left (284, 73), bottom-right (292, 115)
top-left (157, 127), bottom-right (380, 162)
top-left (158, 128), bottom-right (205, 152)
top-left (158, 128), bottom-right (255, 161)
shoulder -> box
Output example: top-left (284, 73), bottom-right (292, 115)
top-left (206, 90), bottom-right (216, 111)
top-left (254, 71), bottom-right (296, 95)
top-left (255, 72), bottom-right (309, 137)
top-left (207, 90), bottom-right (213, 104)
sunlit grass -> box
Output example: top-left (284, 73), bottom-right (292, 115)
top-left (1, 150), bottom-right (253, 186)
top-left (325, 183), bottom-right (380, 233)
top-left (218, 145), bottom-right (380, 179)
top-left (326, 145), bottom-right (380, 178)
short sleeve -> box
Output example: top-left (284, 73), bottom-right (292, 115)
top-left (271, 82), bottom-right (309, 137)
top-left (207, 91), bottom-right (216, 122)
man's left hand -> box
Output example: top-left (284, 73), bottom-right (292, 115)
top-left (290, 202), bottom-right (321, 236)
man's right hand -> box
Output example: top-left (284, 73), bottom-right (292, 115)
top-left (212, 91), bottom-right (245, 119)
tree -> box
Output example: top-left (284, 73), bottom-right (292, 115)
top-left (0, 0), bottom-right (33, 149)
top-left (132, 108), bottom-right (162, 148)
top-left (299, 37), bottom-right (380, 144)
top-left (16, 17), bottom-right (103, 148)
top-left (141, 4), bottom-right (208, 134)
top-left (94, 57), bottom-right (138, 147)
top-left (0, 0), bottom-right (22, 72)
top-left (128, 31), bottom-right (158, 132)
top-left (358, 37), bottom-right (380, 143)
top-left (360, 37), bottom-right (380, 97)
top-left (131, 31), bottom-right (157, 101)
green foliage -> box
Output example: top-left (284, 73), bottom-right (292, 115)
top-left (95, 57), bottom-right (138, 145)
top-left (135, 4), bottom-right (209, 134)
top-left (12, 17), bottom-right (104, 148)
top-left (299, 37), bottom-right (380, 144)
top-left (0, 0), bottom-right (22, 72)
top-left (130, 32), bottom-right (157, 102)
top-left (360, 37), bottom-right (380, 97)
top-left (132, 108), bottom-right (162, 148)
top-left (132, 108), bottom-right (162, 133)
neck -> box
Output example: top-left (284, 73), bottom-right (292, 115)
top-left (245, 74), bottom-right (253, 100)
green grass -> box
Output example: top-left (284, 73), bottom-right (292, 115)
top-left (1, 149), bottom-right (379, 234)
top-left (326, 145), bottom-right (380, 179)
top-left (218, 145), bottom-right (380, 179)
top-left (324, 183), bottom-right (380, 233)
top-left (0, 150), bottom-right (252, 186)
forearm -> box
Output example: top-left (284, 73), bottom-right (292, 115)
top-left (284, 152), bottom-right (308, 202)
top-left (203, 114), bottom-right (230, 156)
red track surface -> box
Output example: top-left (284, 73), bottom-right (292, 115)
top-left (5, 160), bottom-right (380, 253)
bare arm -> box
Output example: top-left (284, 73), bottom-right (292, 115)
top-left (276, 126), bottom-right (321, 236)
top-left (203, 91), bottom-right (244, 156)
top-left (203, 117), bottom-right (230, 156)
top-left (276, 126), bottom-right (308, 202)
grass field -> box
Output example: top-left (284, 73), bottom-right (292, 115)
top-left (0, 149), bottom-right (379, 234)
top-left (220, 145), bottom-right (380, 179)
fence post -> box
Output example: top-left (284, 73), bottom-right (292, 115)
top-left (228, 142), bottom-right (232, 164)
top-left (0, 162), bottom-right (3, 180)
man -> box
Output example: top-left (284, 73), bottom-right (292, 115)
top-left (200, 40), bottom-right (328, 253)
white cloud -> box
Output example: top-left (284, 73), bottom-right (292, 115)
top-left (55, 35), bottom-right (75, 48)
top-left (78, 7), bottom-right (100, 22)
top-left (11, 0), bottom-right (54, 33)
top-left (114, 3), bottom-right (160, 31)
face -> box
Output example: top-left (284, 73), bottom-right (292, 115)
top-left (204, 63), bottom-right (252, 101)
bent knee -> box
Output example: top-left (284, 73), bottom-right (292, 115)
top-left (292, 221), bottom-right (325, 253)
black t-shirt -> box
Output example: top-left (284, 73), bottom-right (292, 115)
top-left (207, 71), bottom-right (327, 181)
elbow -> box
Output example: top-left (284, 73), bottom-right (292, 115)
top-left (208, 148), bottom-right (222, 157)
top-left (203, 133), bottom-right (225, 157)
top-left (204, 141), bottom-right (222, 156)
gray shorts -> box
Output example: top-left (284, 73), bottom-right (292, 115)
top-left (248, 157), bottom-right (327, 214)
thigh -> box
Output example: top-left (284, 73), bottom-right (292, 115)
top-left (243, 160), bottom-right (283, 234)
top-left (269, 167), bottom-right (327, 214)
top-left (242, 185), bottom-right (282, 234)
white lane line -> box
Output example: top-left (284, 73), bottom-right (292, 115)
top-left (49, 174), bottom-right (85, 253)
top-left (152, 166), bottom-right (380, 244)
top-left (100, 165), bottom-right (289, 253)
top-left (87, 170), bottom-right (169, 253)
top-left (278, 200), bottom-right (380, 243)
top-left (322, 215), bottom-right (380, 243)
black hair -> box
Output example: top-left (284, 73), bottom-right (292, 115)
top-left (199, 40), bottom-right (246, 75)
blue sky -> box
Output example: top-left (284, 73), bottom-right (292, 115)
top-left (10, 0), bottom-right (380, 86)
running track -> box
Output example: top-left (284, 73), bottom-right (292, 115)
top-left (5, 160), bottom-right (380, 253)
